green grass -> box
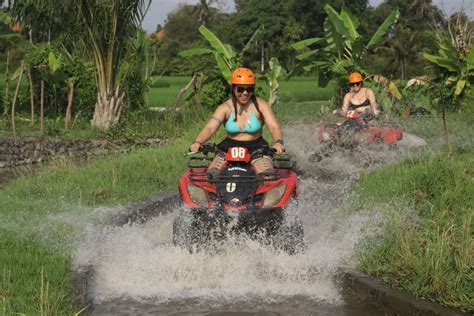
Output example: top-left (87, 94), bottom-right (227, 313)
top-left (1, 230), bottom-right (74, 315)
top-left (279, 77), bottom-right (335, 102)
top-left (146, 76), bottom-right (190, 107)
top-left (355, 154), bottom-right (474, 312)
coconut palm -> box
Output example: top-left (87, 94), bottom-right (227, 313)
top-left (71, 0), bottom-right (150, 129)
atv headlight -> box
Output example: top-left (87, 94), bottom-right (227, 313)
top-left (263, 185), bottom-right (287, 207)
top-left (187, 184), bottom-right (208, 207)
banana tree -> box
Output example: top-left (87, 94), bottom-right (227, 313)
top-left (264, 57), bottom-right (286, 107)
top-left (179, 25), bottom-right (262, 81)
top-left (179, 25), bottom-right (286, 105)
top-left (423, 37), bottom-right (474, 101)
top-left (422, 32), bottom-right (474, 155)
top-left (291, 4), bottom-right (399, 105)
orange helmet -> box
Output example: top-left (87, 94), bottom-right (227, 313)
top-left (231, 67), bottom-right (255, 85)
top-left (348, 72), bottom-right (363, 84)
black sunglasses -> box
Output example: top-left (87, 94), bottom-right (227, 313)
top-left (350, 82), bottom-right (362, 87)
top-left (235, 86), bottom-right (255, 94)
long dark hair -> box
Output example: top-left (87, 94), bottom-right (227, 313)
top-left (230, 85), bottom-right (262, 122)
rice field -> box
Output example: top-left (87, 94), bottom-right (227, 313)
top-left (146, 76), bottom-right (334, 108)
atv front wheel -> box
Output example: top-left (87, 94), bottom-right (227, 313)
top-left (172, 212), bottom-right (208, 252)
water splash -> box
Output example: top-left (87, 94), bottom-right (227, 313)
top-left (73, 122), bottom-right (423, 311)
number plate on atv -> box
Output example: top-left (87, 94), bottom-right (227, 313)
top-left (225, 147), bottom-right (251, 162)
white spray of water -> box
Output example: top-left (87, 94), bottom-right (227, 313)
top-left (73, 122), bottom-right (422, 309)
top-left (74, 178), bottom-right (380, 307)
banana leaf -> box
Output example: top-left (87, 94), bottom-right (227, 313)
top-left (438, 39), bottom-right (457, 59)
top-left (388, 81), bottom-right (402, 101)
top-left (367, 8), bottom-right (399, 49)
top-left (416, 94), bottom-right (436, 114)
top-left (199, 25), bottom-right (234, 60)
top-left (323, 17), bottom-right (345, 58)
top-left (223, 44), bottom-right (237, 58)
top-left (291, 37), bottom-right (323, 50)
top-left (423, 53), bottom-right (458, 72)
top-left (467, 45), bottom-right (474, 72)
top-left (178, 48), bottom-right (214, 58)
top-left (340, 6), bottom-right (360, 40)
top-left (454, 79), bottom-right (466, 96)
top-left (296, 50), bottom-right (319, 61)
top-left (243, 26), bottom-right (263, 54)
top-left (331, 59), bottom-right (353, 74)
top-left (324, 5), bottom-right (352, 41)
top-left (214, 53), bottom-right (231, 81)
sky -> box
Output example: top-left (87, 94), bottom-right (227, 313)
top-left (142, 0), bottom-right (474, 33)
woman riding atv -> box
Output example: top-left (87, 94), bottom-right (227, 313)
top-left (189, 67), bottom-right (285, 176)
top-left (333, 72), bottom-right (381, 117)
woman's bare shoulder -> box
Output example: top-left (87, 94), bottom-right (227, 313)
top-left (216, 99), bottom-right (232, 112)
top-left (255, 96), bottom-right (270, 107)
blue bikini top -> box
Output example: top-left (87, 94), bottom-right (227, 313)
top-left (225, 109), bottom-right (263, 134)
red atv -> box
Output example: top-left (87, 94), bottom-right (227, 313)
top-left (318, 111), bottom-right (403, 145)
top-left (173, 143), bottom-right (304, 253)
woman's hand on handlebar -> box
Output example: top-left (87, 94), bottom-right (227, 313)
top-left (189, 141), bottom-right (201, 153)
top-left (272, 143), bottom-right (285, 154)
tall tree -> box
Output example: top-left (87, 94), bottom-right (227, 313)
top-left (367, 0), bottom-right (443, 78)
top-left (71, 0), bottom-right (150, 129)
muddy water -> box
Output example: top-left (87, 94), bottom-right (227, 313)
top-left (73, 123), bottom-right (426, 315)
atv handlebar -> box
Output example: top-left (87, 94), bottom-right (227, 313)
top-left (186, 143), bottom-right (279, 157)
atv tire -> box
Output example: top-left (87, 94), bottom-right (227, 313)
top-left (172, 212), bottom-right (208, 253)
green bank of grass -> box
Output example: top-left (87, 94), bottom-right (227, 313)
top-left (355, 153), bottom-right (473, 312)
top-left (0, 126), bottom-right (199, 314)
top-left (1, 230), bottom-right (74, 315)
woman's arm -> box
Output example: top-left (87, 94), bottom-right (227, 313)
top-left (189, 103), bottom-right (228, 152)
top-left (341, 93), bottom-right (351, 115)
top-left (257, 98), bottom-right (285, 153)
top-left (367, 88), bottom-right (380, 115)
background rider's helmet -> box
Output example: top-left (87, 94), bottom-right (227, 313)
top-left (231, 67), bottom-right (256, 85)
top-left (348, 72), bottom-right (363, 84)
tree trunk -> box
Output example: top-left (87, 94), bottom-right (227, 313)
top-left (65, 81), bottom-right (74, 129)
top-left (261, 42), bottom-right (265, 72)
top-left (441, 102), bottom-right (452, 156)
top-left (40, 80), bottom-right (45, 133)
top-left (174, 74), bottom-right (196, 111)
top-left (11, 61), bottom-right (25, 136)
top-left (3, 51), bottom-right (10, 116)
top-left (91, 87), bottom-right (124, 130)
top-left (28, 68), bottom-right (35, 126)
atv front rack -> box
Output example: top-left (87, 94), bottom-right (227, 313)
top-left (188, 173), bottom-right (280, 183)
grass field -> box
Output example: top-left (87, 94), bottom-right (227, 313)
top-left (146, 76), bottom-right (334, 108)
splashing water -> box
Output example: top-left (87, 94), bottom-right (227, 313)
top-left (73, 122), bottom-right (424, 313)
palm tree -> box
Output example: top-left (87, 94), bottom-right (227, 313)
top-left (72, 0), bottom-right (150, 130)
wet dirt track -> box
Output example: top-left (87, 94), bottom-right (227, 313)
top-left (73, 123), bottom-right (428, 315)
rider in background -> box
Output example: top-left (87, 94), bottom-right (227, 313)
top-left (189, 67), bottom-right (285, 176)
top-left (333, 71), bottom-right (381, 117)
